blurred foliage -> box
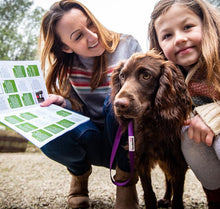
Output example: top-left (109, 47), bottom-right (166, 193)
top-left (0, 0), bottom-right (218, 61)
top-left (207, 0), bottom-right (220, 7)
top-left (0, 0), bottom-right (45, 60)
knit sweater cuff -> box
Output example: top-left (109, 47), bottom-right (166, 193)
top-left (65, 99), bottom-right (72, 110)
top-left (194, 102), bottom-right (220, 135)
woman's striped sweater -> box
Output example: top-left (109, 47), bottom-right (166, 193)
top-left (67, 34), bottom-right (142, 126)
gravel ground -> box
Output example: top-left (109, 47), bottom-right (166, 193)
top-left (0, 145), bottom-right (208, 209)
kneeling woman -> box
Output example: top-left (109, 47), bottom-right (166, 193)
top-left (39, 0), bottom-right (142, 208)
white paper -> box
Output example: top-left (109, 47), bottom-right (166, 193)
top-left (0, 61), bottom-right (89, 148)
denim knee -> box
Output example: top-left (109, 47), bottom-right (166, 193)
top-left (41, 120), bottom-right (99, 175)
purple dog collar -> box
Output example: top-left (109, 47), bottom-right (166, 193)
top-left (110, 121), bottom-right (135, 186)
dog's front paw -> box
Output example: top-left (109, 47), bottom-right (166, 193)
top-left (157, 198), bottom-right (171, 208)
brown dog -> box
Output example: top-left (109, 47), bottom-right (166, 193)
top-left (111, 50), bottom-right (192, 209)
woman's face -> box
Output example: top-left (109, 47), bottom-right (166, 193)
top-left (154, 4), bottom-right (203, 70)
top-left (56, 8), bottom-right (105, 58)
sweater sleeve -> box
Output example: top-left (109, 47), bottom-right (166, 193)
top-left (194, 101), bottom-right (220, 135)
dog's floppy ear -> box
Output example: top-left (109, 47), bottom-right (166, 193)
top-left (110, 61), bottom-right (125, 102)
top-left (155, 60), bottom-right (191, 130)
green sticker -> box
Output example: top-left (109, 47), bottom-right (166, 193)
top-left (8, 94), bottom-right (23, 108)
top-left (3, 80), bottom-right (18, 93)
top-left (13, 65), bottom-right (26, 77)
top-left (56, 110), bottom-right (72, 117)
top-left (20, 112), bottom-right (38, 120)
top-left (57, 119), bottom-right (75, 128)
top-left (32, 129), bottom-right (53, 142)
top-left (27, 65), bottom-right (40, 77)
top-left (4, 115), bottom-right (24, 124)
top-left (16, 122), bottom-right (37, 132)
top-left (44, 124), bottom-right (64, 134)
top-left (22, 93), bottom-right (35, 106)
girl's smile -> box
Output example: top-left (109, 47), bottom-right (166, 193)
top-left (176, 46), bottom-right (194, 55)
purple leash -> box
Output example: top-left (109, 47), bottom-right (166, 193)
top-left (110, 121), bottom-right (135, 186)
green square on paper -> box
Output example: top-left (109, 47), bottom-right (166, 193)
top-left (44, 124), bottom-right (65, 134)
top-left (20, 112), bottom-right (38, 120)
top-left (13, 65), bottom-right (26, 78)
top-left (8, 94), bottom-right (23, 109)
top-left (15, 122), bottom-right (37, 132)
top-left (4, 115), bottom-right (24, 124)
top-left (22, 93), bottom-right (35, 106)
top-left (57, 119), bottom-right (75, 128)
top-left (56, 110), bottom-right (72, 117)
top-left (32, 129), bottom-right (53, 142)
top-left (26, 65), bottom-right (40, 77)
top-left (3, 80), bottom-right (18, 93)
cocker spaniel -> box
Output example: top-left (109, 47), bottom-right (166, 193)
top-left (111, 50), bottom-right (192, 209)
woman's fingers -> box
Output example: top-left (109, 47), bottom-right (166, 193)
top-left (40, 94), bottom-right (66, 107)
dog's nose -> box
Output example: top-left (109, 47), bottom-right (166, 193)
top-left (114, 97), bottom-right (129, 111)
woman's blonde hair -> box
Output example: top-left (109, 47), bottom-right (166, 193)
top-left (39, 0), bottom-right (120, 109)
top-left (148, 0), bottom-right (220, 94)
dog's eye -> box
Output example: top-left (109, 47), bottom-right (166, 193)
top-left (119, 73), bottom-right (125, 80)
top-left (142, 72), bottom-right (151, 80)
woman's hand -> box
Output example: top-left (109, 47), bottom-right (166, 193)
top-left (40, 94), bottom-right (66, 107)
top-left (184, 115), bottom-right (214, 146)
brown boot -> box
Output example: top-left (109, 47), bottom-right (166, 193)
top-left (114, 167), bottom-right (139, 209)
top-left (203, 187), bottom-right (220, 209)
top-left (68, 167), bottom-right (92, 209)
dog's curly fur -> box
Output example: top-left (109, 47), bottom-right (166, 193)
top-left (111, 50), bottom-right (192, 209)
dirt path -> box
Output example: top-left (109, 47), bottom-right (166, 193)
top-left (0, 146), bottom-right (207, 209)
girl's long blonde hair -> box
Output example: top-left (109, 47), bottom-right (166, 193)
top-left (148, 0), bottom-right (220, 95)
top-left (39, 0), bottom-right (120, 109)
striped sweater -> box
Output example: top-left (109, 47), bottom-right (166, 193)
top-left (67, 34), bottom-right (142, 126)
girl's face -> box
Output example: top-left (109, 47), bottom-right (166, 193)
top-left (155, 4), bottom-right (203, 70)
top-left (56, 8), bottom-right (105, 58)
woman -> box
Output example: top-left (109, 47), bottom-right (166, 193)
top-left (39, 0), bottom-right (142, 208)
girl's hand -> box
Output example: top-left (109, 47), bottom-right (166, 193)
top-left (40, 94), bottom-right (66, 107)
top-left (184, 115), bottom-right (214, 146)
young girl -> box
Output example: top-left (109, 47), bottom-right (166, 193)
top-left (148, 0), bottom-right (220, 208)
top-left (39, 0), bottom-right (142, 208)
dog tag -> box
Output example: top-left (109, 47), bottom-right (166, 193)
top-left (129, 136), bottom-right (135, 151)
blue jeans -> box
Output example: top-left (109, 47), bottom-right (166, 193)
top-left (41, 98), bottom-right (129, 175)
